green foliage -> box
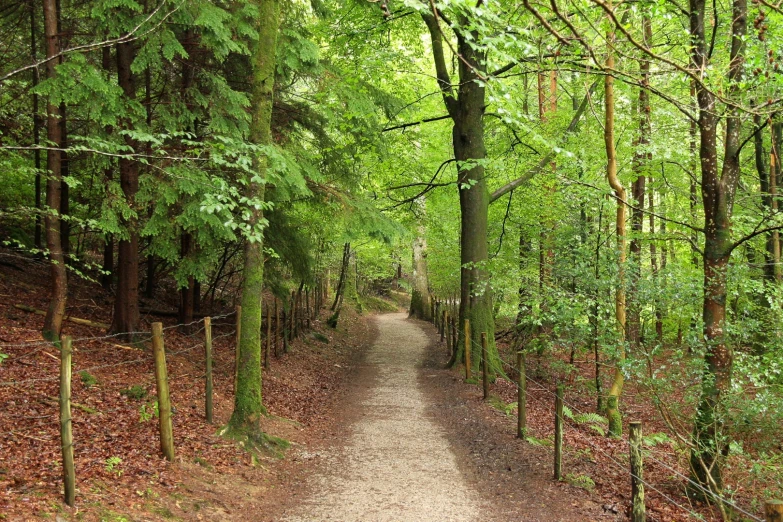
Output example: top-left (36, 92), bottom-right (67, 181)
top-left (564, 473), bottom-right (596, 491)
top-left (79, 371), bottom-right (99, 388)
top-left (104, 456), bottom-right (123, 477)
top-left (120, 385), bottom-right (148, 401)
top-left (138, 401), bottom-right (159, 423)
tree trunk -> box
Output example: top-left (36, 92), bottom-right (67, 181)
top-left (422, 11), bottom-right (499, 376)
top-left (59, 102), bottom-right (69, 257)
top-left (178, 232), bottom-right (194, 331)
top-left (757, 113), bottom-right (781, 283)
top-left (30, 1), bottom-right (43, 249)
top-left (227, 0), bottom-right (280, 436)
top-left (41, 0), bottom-right (66, 342)
top-left (102, 235), bottom-right (114, 289)
top-left (409, 216), bottom-right (432, 320)
top-left (604, 3), bottom-right (627, 437)
top-left (688, 0), bottom-right (746, 495)
top-left (110, 40), bottom-right (140, 338)
top-left (328, 242), bottom-right (350, 328)
top-left (628, 9), bottom-right (651, 349)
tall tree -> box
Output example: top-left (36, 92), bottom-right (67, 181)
top-left (41, 0), bottom-right (66, 341)
top-left (110, 38), bottom-right (141, 338)
top-left (421, 6), bottom-right (498, 374)
top-left (688, 0), bottom-right (747, 494)
top-left (603, 0), bottom-right (627, 437)
top-left (227, 0), bottom-right (281, 437)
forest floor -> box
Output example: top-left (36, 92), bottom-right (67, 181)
top-left (0, 251), bottom-right (753, 521)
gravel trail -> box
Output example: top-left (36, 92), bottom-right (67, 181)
top-left (283, 312), bottom-right (480, 522)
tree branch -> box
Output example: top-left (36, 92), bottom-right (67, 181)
top-left (489, 79), bottom-right (599, 203)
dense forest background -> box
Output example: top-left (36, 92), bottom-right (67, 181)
top-left (1, 0), bottom-right (783, 519)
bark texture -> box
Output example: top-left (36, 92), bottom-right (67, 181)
top-left (688, 0), bottom-right (746, 494)
top-left (409, 225), bottom-right (432, 321)
top-left (41, 0), bottom-right (67, 342)
top-left (227, 0), bottom-right (280, 434)
top-left (110, 40), bottom-right (141, 338)
top-left (603, 6), bottom-right (627, 437)
top-left (422, 10), bottom-right (499, 376)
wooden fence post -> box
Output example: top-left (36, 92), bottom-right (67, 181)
top-left (152, 322), bottom-right (175, 461)
top-left (481, 332), bottom-right (489, 400)
top-left (282, 308), bottom-right (289, 353)
top-left (59, 336), bottom-right (75, 506)
top-left (440, 310), bottom-right (446, 342)
top-left (274, 298), bottom-right (280, 357)
top-left (629, 421), bottom-right (646, 522)
top-left (204, 317), bottom-right (213, 424)
top-left (449, 317), bottom-right (455, 355)
top-left (554, 384), bottom-right (563, 480)
top-left (234, 305), bottom-right (241, 393)
top-left (517, 351), bottom-right (526, 438)
top-left (265, 302), bottom-right (271, 370)
top-left (766, 501), bottom-right (783, 522)
top-left (464, 319), bottom-right (471, 380)
top-left (444, 311), bottom-right (451, 354)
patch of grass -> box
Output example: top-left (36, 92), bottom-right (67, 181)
top-left (525, 435), bottom-right (554, 447)
top-left (193, 457), bottom-right (212, 470)
top-left (99, 509), bottom-right (132, 522)
top-left (487, 395), bottom-right (517, 416)
top-left (310, 332), bottom-right (329, 344)
top-left (362, 295), bottom-right (398, 312)
top-left (120, 385), bottom-right (147, 400)
top-left (150, 505), bottom-right (176, 519)
top-left (79, 370), bottom-right (98, 388)
top-left (564, 473), bottom-right (596, 491)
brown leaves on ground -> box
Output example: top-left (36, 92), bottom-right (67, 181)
top-left (0, 252), bottom-right (375, 521)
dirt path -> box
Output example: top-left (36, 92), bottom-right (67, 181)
top-left (282, 312), bottom-right (480, 522)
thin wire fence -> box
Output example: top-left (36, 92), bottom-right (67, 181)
top-left (459, 335), bottom-right (764, 522)
top-left (0, 323), bottom-right (239, 441)
top-left (0, 311), bottom-right (235, 349)
top-left (0, 313), bottom-right (237, 387)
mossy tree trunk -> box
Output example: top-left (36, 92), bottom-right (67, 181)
top-left (422, 10), bottom-right (499, 376)
top-left (603, 3), bottom-right (627, 437)
top-left (227, 0), bottom-right (280, 435)
top-left (628, 8), bottom-right (651, 349)
top-left (409, 219), bottom-right (432, 321)
top-left (688, 0), bottom-right (745, 495)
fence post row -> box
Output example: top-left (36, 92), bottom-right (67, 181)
top-left (629, 421), bottom-right (646, 522)
top-left (204, 317), bottom-right (213, 424)
top-left (554, 384), bottom-right (563, 481)
top-left (59, 336), bottom-right (76, 507)
top-left (152, 322), bottom-right (175, 461)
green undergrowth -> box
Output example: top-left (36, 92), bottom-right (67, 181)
top-left (564, 473), bottom-right (596, 491)
top-left (487, 395), bottom-right (517, 416)
top-left (362, 295), bottom-right (398, 312)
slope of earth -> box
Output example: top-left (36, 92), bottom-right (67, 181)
top-left (0, 250), bottom-right (378, 521)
